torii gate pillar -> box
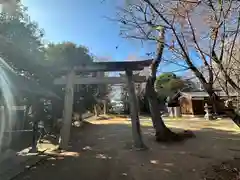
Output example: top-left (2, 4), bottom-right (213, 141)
top-left (55, 60), bottom-right (153, 150)
top-left (59, 69), bottom-right (75, 150)
top-left (125, 70), bottom-right (145, 149)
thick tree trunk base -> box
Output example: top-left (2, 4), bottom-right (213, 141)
top-left (133, 144), bottom-right (148, 151)
top-left (146, 94), bottom-right (197, 143)
top-left (155, 127), bottom-right (196, 143)
top-left (145, 77), bottom-right (196, 143)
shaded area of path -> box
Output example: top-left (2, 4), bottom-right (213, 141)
top-left (13, 117), bottom-right (240, 180)
top-left (0, 135), bottom-right (58, 180)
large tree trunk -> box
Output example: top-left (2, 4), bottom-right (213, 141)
top-left (143, 0), bottom-right (240, 129)
top-left (208, 90), bottom-right (240, 127)
top-left (145, 74), bottom-right (195, 141)
top-left (145, 78), bottom-right (171, 139)
top-left (145, 27), bottom-right (195, 142)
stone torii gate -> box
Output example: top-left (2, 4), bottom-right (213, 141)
top-left (54, 60), bottom-right (152, 149)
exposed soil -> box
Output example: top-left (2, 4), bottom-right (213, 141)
top-left (13, 116), bottom-right (240, 180)
top-left (203, 158), bottom-right (240, 180)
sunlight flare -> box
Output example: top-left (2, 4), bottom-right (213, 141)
top-left (0, 57), bottom-right (16, 151)
top-left (0, 0), bottom-right (18, 15)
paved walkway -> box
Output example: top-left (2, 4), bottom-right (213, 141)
top-left (12, 117), bottom-right (240, 180)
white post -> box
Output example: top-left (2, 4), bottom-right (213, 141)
top-left (174, 107), bottom-right (181, 117)
top-left (59, 70), bottom-right (75, 150)
top-left (103, 99), bottom-right (107, 115)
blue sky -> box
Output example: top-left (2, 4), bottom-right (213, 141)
top-left (21, 0), bottom-right (154, 61)
top-left (21, 0), bottom-right (192, 75)
top-left (20, 0), bottom-right (196, 100)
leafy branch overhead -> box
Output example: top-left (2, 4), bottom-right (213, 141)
top-left (155, 72), bottom-right (188, 98)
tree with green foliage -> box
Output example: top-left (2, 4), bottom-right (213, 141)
top-left (155, 73), bottom-right (186, 101)
top-left (44, 42), bottom-right (93, 113)
top-left (0, 2), bottom-right (52, 104)
top-left (44, 42), bottom-right (111, 115)
top-left (0, 2), bottom-right (44, 74)
top-left (44, 42), bottom-right (93, 69)
top-left (0, 2), bottom-right (58, 151)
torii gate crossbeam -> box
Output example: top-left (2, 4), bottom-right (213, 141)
top-left (57, 60), bottom-right (152, 150)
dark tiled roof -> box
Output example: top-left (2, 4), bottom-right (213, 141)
top-left (169, 90), bottom-right (237, 102)
top-left (181, 91), bottom-right (237, 98)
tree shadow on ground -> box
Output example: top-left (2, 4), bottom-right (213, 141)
top-left (3, 131), bottom-right (33, 152)
top-left (12, 120), bottom-right (240, 180)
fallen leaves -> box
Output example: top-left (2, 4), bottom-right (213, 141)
top-left (203, 159), bottom-right (240, 180)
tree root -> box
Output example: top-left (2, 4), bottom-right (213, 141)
top-left (155, 128), bottom-right (196, 143)
top-left (133, 143), bottom-right (149, 151)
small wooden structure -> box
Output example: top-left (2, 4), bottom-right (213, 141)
top-left (173, 91), bottom-right (237, 116)
top-left (54, 60), bottom-right (152, 149)
top-left (179, 92), bottom-right (206, 116)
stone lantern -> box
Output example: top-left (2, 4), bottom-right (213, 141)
top-left (204, 103), bottom-right (213, 120)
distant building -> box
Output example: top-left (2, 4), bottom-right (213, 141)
top-left (170, 91), bottom-right (237, 116)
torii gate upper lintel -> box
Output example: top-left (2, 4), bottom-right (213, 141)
top-left (57, 60), bottom-right (152, 150)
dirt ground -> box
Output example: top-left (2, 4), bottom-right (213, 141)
top-left (13, 116), bottom-right (240, 180)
